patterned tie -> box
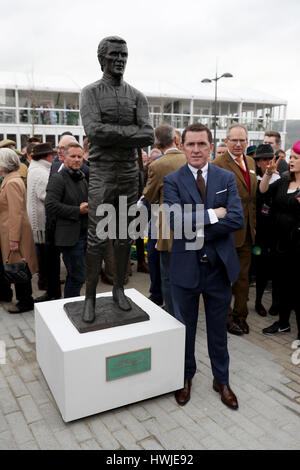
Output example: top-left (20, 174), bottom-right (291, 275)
top-left (197, 169), bottom-right (206, 202)
top-left (236, 156), bottom-right (245, 171)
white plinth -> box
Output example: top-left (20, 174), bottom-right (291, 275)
top-left (35, 288), bottom-right (185, 422)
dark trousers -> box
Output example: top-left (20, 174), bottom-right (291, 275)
top-left (136, 237), bottom-right (146, 266)
top-left (147, 233), bottom-right (163, 302)
top-left (230, 234), bottom-right (252, 321)
top-left (274, 252), bottom-right (300, 338)
top-left (60, 235), bottom-right (87, 298)
top-left (45, 244), bottom-right (61, 298)
top-left (0, 247), bottom-right (13, 300)
top-left (172, 260), bottom-right (232, 384)
top-left (254, 250), bottom-right (272, 305)
top-left (160, 251), bottom-right (174, 316)
top-left (15, 282), bottom-right (34, 309)
top-left (36, 243), bottom-right (48, 290)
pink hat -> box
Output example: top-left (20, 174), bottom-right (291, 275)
top-left (292, 141), bottom-right (300, 155)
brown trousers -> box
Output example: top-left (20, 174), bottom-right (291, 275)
top-left (229, 231), bottom-right (252, 322)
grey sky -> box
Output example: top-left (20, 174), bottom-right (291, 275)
top-left (1, 0), bottom-right (300, 118)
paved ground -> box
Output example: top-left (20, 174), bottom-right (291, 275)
top-left (0, 263), bottom-right (299, 450)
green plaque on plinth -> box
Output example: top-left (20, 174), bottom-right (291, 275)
top-left (106, 348), bottom-right (151, 381)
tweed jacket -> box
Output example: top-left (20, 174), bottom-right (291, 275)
top-left (143, 149), bottom-right (186, 251)
top-left (0, 172), bottom-right (38, 274)
top-left (212, 151), bottom-right (257, 247)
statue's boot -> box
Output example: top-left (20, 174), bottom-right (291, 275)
top-left (82, 252), bottom-right (103, 323)
top-left (113, 241), bottom-right (131, 311)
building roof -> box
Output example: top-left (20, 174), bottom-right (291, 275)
top-left (0, 71), bottom-right (287, 105)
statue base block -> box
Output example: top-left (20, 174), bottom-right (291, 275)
top-left (64, 296), bottom-right (149, 333)
top-left (35, 289), bottom-right (185, 422)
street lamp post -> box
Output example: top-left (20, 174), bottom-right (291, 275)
top-left (201, 72), bottom-right (233, 158)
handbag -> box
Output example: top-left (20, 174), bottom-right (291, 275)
top-left (3, 250), bottom-right (32, 284)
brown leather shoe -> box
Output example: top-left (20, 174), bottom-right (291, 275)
top-left (227, 321), bottom-right (243, 336)
top-left (237, 318), bottom-right (249, 334)
top-left (213, 379), bottom-right (238, 410)
top-left (175, 378), bottom-right (192, 406)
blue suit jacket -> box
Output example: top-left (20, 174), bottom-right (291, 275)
top-left (163, 163), bottom-right (244, 288)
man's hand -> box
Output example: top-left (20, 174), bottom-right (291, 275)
top-left (214, 207), bottom-right (227, 219)
top-left (79, 202), bottom-right (88, 214)
top-left (9, 241), bottom-right (19, 252)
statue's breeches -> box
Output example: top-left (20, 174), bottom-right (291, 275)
top-left (87, 159), bottom-right (138, 255)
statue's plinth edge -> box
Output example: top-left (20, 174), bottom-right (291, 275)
top-left (64, 296), bottom-right (150, 333)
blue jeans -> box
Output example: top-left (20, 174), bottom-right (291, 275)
top-left (60, 235), bottom-right (87, 298)
top-left (160, 251), bottom-right (174, 316)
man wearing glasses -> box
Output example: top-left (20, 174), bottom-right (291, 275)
top-left (50, 135), bottom-right (77, 174)
top-left (213, 124), bottom-right (257, 336)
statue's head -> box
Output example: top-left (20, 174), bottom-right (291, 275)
top-left (97, 36), bottom-right (128, 77)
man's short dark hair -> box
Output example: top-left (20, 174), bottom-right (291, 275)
top-left (182, 123), bottom-right (212, 144)
top-left (265, 130), bottom-right (281, 144)
top-left (97, 36), bottom-right (127, 71)
top-left (154, 124), bottom-right (175, 149)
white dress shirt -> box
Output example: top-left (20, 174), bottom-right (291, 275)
top-left (188, 163), bottom-right (218, 224)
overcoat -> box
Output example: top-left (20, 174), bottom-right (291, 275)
top-left (0, 171), bottom-right (38, 274)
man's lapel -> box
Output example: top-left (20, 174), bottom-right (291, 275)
top-left (206, 164), bottom-right (216, 208)
top-left (245, 155), bottom-right (258, 197)
top-left (181, 164), bottom-right (202, 204)
top-left (224, 151), bottom-right (248, 191)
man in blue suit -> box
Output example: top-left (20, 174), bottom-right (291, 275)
top-left (163, 123), bottom-right (244, 409)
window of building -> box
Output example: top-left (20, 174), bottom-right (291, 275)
top-left (7, 134), bottom-right (17, 143)
top-left (229, 103), bottom-right (239, 115)
top-left (181, 101), bottom-right (190, 115)
top-left (0, 89), bottom-right (15, 107)
top-left (21, 134), bottom-right (31, 149)
top-left (0, 109), bottom-right (16, 123)
top-left (173, 101), bottom-right (179, 113)
top-left (45, 135), bottom-right (56, 147)
top-left (220, 102), bottom-right (229, 116)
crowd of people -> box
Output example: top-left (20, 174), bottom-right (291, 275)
top-left (0, 123), bottom-right (299, 408)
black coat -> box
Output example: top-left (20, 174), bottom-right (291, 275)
top-left (45, 168), bottom-right (88, 247)
top-left (266, 177), bottom-right (300, 254)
